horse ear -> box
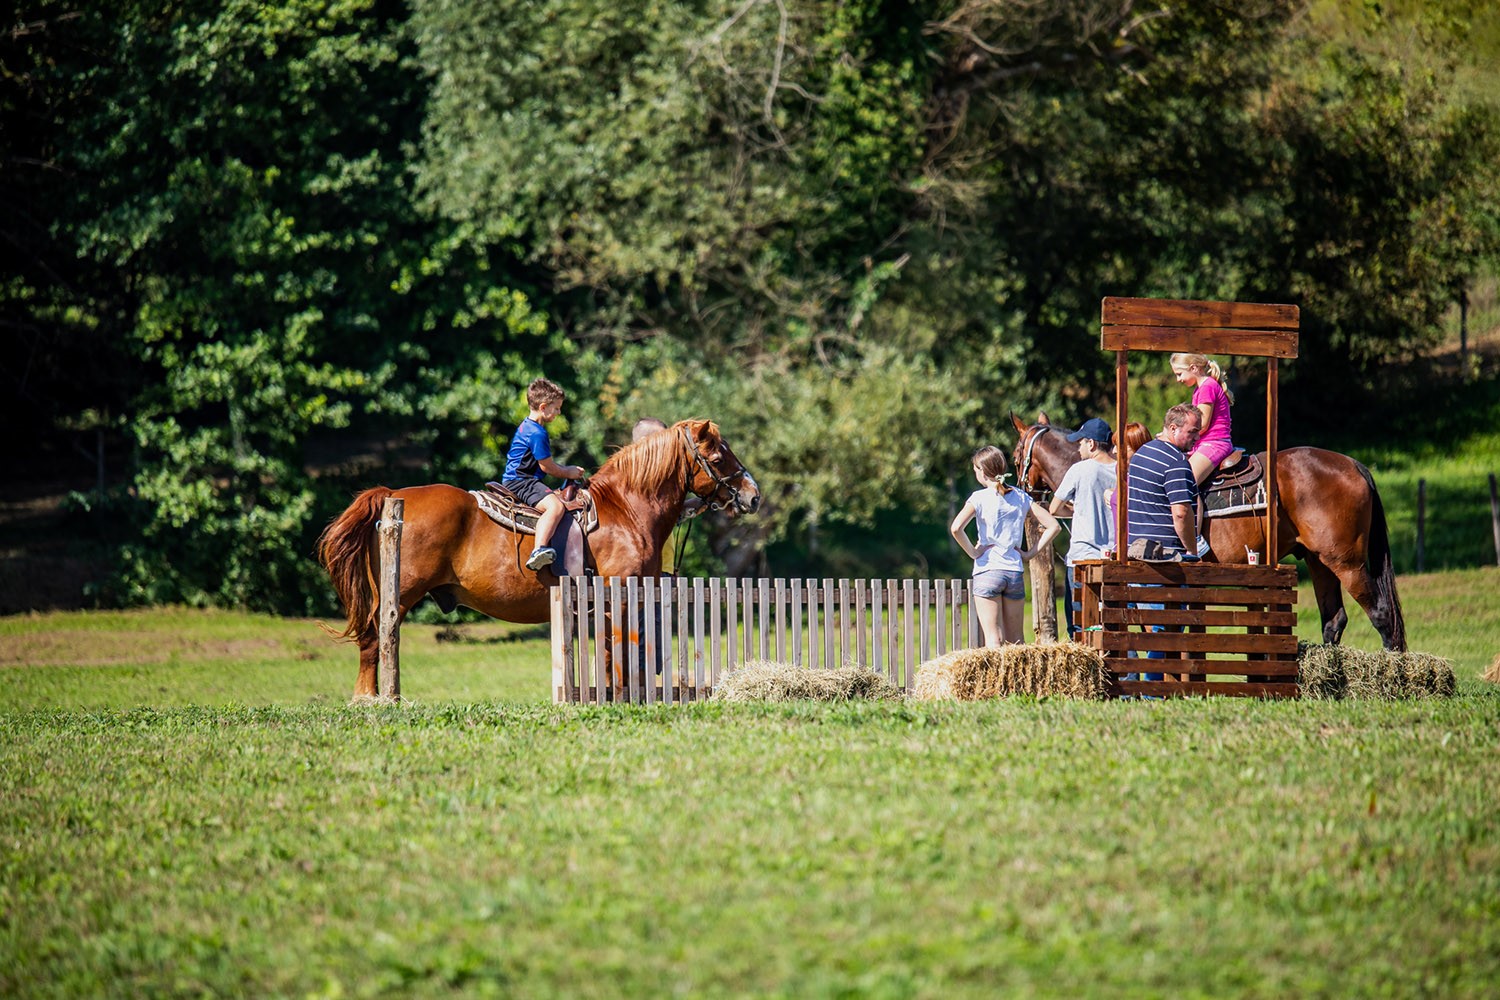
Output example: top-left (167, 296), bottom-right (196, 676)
top-left (1037, 411), bottom-right (1050, 425)
top-left (1009, 412), bottom-right (1028, 435)
top-left (691, 419), bottom-right (720, 447)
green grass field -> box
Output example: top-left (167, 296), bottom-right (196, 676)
top-left (3, 569), bottom-right (1498, 997)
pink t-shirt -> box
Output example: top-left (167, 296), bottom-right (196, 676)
top-left (1192, 378), bottom-right (1233, 447)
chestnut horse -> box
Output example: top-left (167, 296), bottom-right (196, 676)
top-left (1010, 413), bottom-right (1406, 650)
top-left (318, 419), bottom-right (760, 697)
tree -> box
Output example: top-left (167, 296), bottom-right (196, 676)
top-left (8, 0), bottom-right (1497, 604)
top-left (8, 0), bottom-right (565, 611)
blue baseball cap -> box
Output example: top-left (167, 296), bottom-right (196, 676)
top-left (1065, 417), bottom-right (1113, 444)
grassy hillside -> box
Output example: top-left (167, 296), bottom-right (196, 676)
top-left (1309, 0), bottom-right (1500, 106)
top-left (1331, 291), bottom-right (1500, 575)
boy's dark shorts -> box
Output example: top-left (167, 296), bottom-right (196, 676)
top-left (503, 477), bottom-right (552, 507)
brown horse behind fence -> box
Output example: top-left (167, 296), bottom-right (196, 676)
top-left (1011, 413), bottom-right (1406, 651)
top-left (318, 419), bottom-right (760, 697)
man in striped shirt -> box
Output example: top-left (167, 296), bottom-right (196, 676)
top-left (1126, 403), bottom-right (1202, 559)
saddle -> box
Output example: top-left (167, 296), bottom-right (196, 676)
top-left (1201, 452), bottom-right (1267, 518)
top-left (471, 482), bottom-right (600, 536)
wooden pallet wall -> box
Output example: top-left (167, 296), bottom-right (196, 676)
top-left (1075, 560), bottom-right (1299, 698)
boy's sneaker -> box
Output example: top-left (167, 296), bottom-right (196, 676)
top-left (525, 546), bottom-right (556, 571)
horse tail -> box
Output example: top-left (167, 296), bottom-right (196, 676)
top-left (316, 486), bottom-right (392, 644)
top-left (1355, 461), bottom-right (1407, 651)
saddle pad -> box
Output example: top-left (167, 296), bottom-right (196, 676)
top-left (469, 490), bottom-right (587, 578)
top-left (469, 487), bottom-right (599, 535)
top-left (1203, 452), bottom-right (1266, 519)
top-left (1204, 480), bottom-right (1267, 519)
top-left (470, 489), bottom-right (539, 534)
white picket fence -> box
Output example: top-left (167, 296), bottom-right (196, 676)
top-left (549, 576), bottom-right (979, 704)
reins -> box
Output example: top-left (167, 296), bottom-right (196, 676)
top-left (1014, 423), bottom-right (1074, 541)
top-left (507, 427), bottom-right (745, 579)
top-left (1017, 425), bottom-right (1054, 504)
top-left (666, 426), bottom-right (740, 576)
top-left (678, 426), bottom-right (750, 515)
top-left (670, 514), bottom-right (695, 577)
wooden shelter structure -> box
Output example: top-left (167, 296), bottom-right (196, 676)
top-left (1075, 297), bottom-right (1302, 698)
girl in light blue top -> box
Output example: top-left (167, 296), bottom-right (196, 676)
top-left (949, 446), bottom-right (1061, 646)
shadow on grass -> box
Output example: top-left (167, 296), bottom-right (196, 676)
top-left (434, 623), bottom-right (550, 644)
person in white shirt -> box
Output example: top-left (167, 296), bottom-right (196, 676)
top-left (949, 446), bottom-right (1061, 646)
top-left (1048, 417), bottom-right (1117, 637)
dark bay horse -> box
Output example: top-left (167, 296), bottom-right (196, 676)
top-left (318, 419), bottom-right (760, 697)
top-left (1010, 413), bottom-right (1406, 650)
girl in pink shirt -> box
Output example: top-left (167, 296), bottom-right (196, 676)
top-left (1171, 352), bottom-right (1235, 484)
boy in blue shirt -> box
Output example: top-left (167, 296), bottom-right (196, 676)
top-left (503, 377), bottom-right (586, 572)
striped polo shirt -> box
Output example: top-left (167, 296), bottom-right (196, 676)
top-left (1126, 438), bottom-right (1197, 554)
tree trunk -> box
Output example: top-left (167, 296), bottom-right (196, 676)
top-left (1027, 511), bottom-right (1057, 643)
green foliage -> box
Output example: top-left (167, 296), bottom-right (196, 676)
top-left (1258, 41), bottom-right (1500, 381)
top-left (920, 0), bottom-right (1500, 412)
top-left (411, 0), bottom-right (928, 312)
top-left (592, 335), bottom-right (980, 574)
top-left (8, 0), bottom-right (565, 612)
top-left (5, 0), bottom-right (1500, 606)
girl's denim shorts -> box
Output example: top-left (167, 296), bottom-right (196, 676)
top-left (972, 569), bottom-right (1024, 600)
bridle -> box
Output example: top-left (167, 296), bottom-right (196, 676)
top-left (678, 426), bottom-right (753, 517)
top-left (1015, 424), bottom-right (1055, 503)
top-left (669, 427), bottom-right (755, 574)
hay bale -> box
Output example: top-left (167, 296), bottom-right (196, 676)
top-left (1297, 644), bottom-right (1456, 700)
top-left (911, 643), bottom-right (1108, 701)
top-left (1296, 642), bottom-right (1350, 701)
top-left (1402, 652), bottom-right (1456, 697)
top-left (710, 660), bottom-right (903, 703)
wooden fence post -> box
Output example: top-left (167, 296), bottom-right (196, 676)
top-left (377, 496), bottom-right (404, 702)
top-left (1490, 473), bottom-right (1500, 568)
top-left (550, 579), bottom-right (570, 704)
top-left (1028, 512), bottom-right (1057, 643)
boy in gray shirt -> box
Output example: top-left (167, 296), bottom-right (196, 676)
top-left (1049, 418), bottom-right (1117, 636)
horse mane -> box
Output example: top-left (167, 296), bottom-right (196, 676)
top-left (592, 419), bottom-right (701, 497)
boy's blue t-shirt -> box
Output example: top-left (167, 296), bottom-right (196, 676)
top-left (503, 418), bottom-right (551, 482)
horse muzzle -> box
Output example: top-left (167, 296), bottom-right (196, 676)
top-left (732, 474), bottom-right (761, 516)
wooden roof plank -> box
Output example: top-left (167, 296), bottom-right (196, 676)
top-left (1102, 296), bottom-right (1299, 331)
top-left (1100, 325), bottom-right (1299, 358)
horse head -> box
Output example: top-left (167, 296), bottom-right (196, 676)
top-left (1010, 411), bottom-right (1063, 501)
top-left (680, 419), bottom-right (760, 517)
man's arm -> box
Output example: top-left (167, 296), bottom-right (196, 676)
top-left (1170, 502), bottom-right (1195, 552)
top-left (1048, 465), bottom-right (1077, 517)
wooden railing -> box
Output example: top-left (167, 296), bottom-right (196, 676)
top-left (1075, 560), bottom-right (1300, 698)
top-left (549, 576), bottom-right (978, 704)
